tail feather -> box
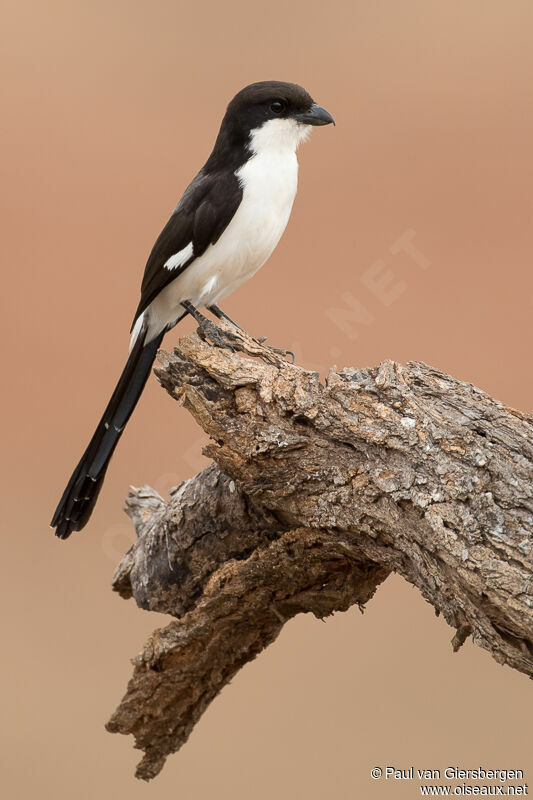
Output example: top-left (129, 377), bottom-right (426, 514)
top-left (51, 330), bottom-right (164, 540)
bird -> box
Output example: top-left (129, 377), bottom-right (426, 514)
top-left (51, 80), bottom-right (334, 539)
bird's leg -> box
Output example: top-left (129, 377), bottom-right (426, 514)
top-left (181, 300), bottom-right (235, 351)
top-left (208, 304), bottom-right (295, 363)
top-left (208, 304), bottom-right (245, 332)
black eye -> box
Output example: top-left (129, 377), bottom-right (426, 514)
top-left (270, 100), bottom-right (285, 114)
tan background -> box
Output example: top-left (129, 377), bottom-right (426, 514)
top-left (1, 1), bottom-right (532, 797)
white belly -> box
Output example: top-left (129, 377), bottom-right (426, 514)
top-left (145, 147), bottom-right (299, 339)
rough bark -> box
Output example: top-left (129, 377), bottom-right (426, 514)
top-left (106, 323), bottom-right (533, 781)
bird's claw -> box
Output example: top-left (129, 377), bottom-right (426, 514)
top-left (196, 319), bottom-right (235, 352)
top-left (255, 336), bottom-right (295, 363)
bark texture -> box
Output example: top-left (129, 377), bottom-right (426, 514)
top-left (107, 324), bottom-right (533, 781)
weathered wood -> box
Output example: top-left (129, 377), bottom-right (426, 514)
top-left (107, 323), bottom-right (533, 780)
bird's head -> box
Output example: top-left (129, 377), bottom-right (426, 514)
top-left (211, 81), bottom-right (334, 163)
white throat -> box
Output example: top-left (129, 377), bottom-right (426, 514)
top-left (247, 117), bottom-right (311, 156)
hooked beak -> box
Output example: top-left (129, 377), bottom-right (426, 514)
top-left (294, 103), bottom-right (335, 126)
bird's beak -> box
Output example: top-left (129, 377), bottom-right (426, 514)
top-left (294, 103), bottom-right (335, 126)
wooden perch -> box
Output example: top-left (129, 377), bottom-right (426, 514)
top-left (106, 322), bottom-right (533, 781)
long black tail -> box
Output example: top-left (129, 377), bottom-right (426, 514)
top-left (51, 330), bottom-right (164, 539)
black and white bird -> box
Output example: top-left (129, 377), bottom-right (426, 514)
top-left (51, 80), bottom-right (334, 539)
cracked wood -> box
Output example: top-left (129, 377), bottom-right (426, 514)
top-left (107, 324), bottom-right (533, 781)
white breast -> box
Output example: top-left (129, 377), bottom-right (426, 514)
top-left (216, 132), bottom-right (299, 298)
top-left (144, 118), bottom-right (308, 342)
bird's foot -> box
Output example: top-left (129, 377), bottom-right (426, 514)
top-left (256, 337), bottom-right (295, 363)
top-left (197, 317), bottom-right (237, 352)
top-left (208, 305), bottom-right (295, 363)
top-left (182, 300), bottom-right (236, 351)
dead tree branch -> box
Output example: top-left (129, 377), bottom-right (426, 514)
top-left (106, 324), bottom-right (533, 780)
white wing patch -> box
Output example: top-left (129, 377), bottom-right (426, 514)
top-left (164, 242), bottom-right (194, 271)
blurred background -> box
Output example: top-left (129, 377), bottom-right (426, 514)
top-left (1, 1), bottom-right (532, 797)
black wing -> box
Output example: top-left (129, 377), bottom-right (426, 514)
top-left (131, 169), bottom-right (242, 329)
